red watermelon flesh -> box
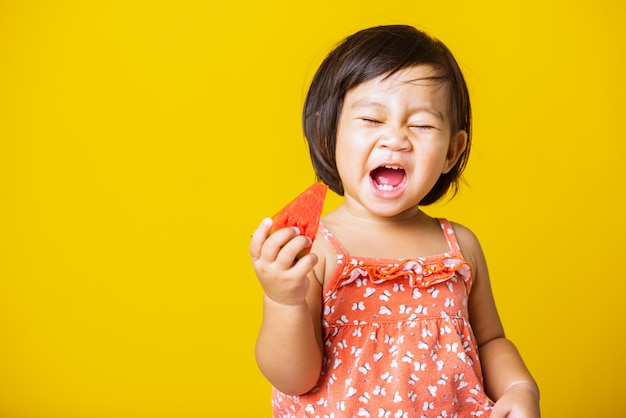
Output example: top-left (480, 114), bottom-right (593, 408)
top-left (270, 183), bottom-right (328, 258)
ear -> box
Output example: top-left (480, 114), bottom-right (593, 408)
top-left (442, 130), bottom-right (468, 174)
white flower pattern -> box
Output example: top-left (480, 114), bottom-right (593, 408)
top-left (272, 219), bottom-right (493, 417)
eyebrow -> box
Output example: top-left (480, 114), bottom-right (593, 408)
top-left (350, 99), bottom-right (385, 110)
top-left (350, 99), bottom-right (445, 121)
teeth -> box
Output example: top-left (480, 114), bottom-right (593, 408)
top-left (383, 165), bottom-right (402, 170)
top-left (376, 184), bottom-right (395, 191)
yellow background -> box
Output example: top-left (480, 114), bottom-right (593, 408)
top-left (1, 1), bottom-right (624, 417)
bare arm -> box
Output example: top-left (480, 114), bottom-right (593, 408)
top-left (250, 218), bottom-right (323, 395)
top-left (479, 338), bottom-right (540, 417)
top-left (455, 223), bottom-right (540, 417)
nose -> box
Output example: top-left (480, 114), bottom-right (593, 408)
top-left (378, 126), bottom-right (412, 152)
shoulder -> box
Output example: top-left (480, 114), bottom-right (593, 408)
top-left (447, 221), bottom-right (486, 268)
top-left (448, 221), bottom-right (480, 247)
top-left (309, 225), bottom-right (338, 288)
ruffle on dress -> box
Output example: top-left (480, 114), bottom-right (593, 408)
top-left (337, 256), bottom-right (472, 289)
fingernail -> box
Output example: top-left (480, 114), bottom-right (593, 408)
top-left (292, 226), bottom-right (300, 235)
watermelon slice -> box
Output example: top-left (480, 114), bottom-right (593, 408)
top-left (270, 183), bottom-right (328, 258)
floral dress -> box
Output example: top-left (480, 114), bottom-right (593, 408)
top-left (272, 219), bottom-right (493, 417)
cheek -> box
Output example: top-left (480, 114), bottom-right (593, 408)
top-left (412, 144), bottom-right (451, 173)
top-left (335, 152), bottom-right (353, 184)
top-left (334, 131), bottom-right (358, 170)
top-left (334, 140), bottom-right (369, 191)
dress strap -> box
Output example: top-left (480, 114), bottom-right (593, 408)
top-left (318, 222), bottom-right (352, 296)
top-left (437, 218), bottom-right (464, 258)
top-left (318, 221), bottom-right (349, 258)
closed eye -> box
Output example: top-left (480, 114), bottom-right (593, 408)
top-left (360, 117), bottom-right (382, 125)
top-left (410, 125), bottom-right (436, 132)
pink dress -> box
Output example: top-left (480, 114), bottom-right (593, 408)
top-left (272, 219), bottom-right (494, 417)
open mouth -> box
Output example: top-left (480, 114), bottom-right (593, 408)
top-left (370, 165), bottom-right (407, 191)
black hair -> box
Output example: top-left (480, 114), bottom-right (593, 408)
top-left (303, 24), bottom-right (471, 205)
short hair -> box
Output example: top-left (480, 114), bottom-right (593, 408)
top-left (302, 25), bottom-right (471, 205)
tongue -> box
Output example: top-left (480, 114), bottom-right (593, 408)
top-left (372, 167), bottom-right (405, 186)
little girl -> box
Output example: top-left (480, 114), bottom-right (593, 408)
top-left (250, 25), bottom-right (540, 418)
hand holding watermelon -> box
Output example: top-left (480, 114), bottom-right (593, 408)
top-left (249, 183), bottom-right (327, 306)
top-left (269, 182), bottom-right (327, 258)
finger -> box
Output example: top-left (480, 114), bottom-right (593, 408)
top-left (488, 403), bottom-right (506, 418)
top-left (290, 252), bottom-right (318, 278)
top-left (249, 217), bottom-right (273, 261)
top-left (257, 226), bottom-right (300, 263)
top-left (275, 234), bottom-right (313, 267)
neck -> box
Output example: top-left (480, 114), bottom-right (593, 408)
top-left (337, 203), bottom-right (425, 226)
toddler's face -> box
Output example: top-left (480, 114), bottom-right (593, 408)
top-left (335, 64), bottom-right (465, 220)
